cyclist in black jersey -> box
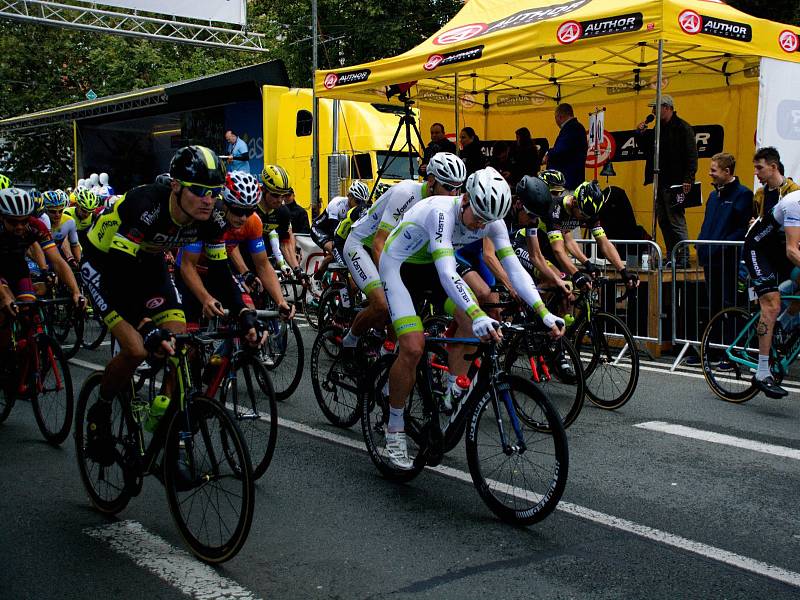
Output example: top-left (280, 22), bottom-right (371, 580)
top-left (259, 164), bottom-right (301, 276)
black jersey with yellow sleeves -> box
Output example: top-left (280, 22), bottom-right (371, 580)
top-left (85, 183), bottom-right (228, 260)
top-left (256, 203), bottom-right (291, 241)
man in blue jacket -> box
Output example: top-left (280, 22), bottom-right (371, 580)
top-left (224, 130), bottom-right (251, 174)
top-left (545, 103), bottom-right (588, 190)
top-left (693, 152), bottom-right (753, 364)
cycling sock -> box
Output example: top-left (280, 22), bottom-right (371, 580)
top-left (342, 330), bottom-right (360, 348)
top-left (756, 354), bottom-right (770, 380)
top-left (388, 406), bottom-right (404, 433)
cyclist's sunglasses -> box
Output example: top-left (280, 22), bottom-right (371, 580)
top-left (440, 182), bottom-right (462, 192)
top-left (177, 180), bottom-right (223, 198)
top-left (227, 205), bottom-right (255, 217)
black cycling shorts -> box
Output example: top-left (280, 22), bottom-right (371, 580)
top-left (399, 262), bottom-right (448, 315)
top-left (744, 219), bottom-right (790, 296)
top-left (310, 225), bottom-right (334, 250)
top-left (173, 268), bottom-right (247, 325)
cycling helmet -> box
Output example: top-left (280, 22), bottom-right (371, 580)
top-left (539, 169), bottom-right (567, 192)
top-left (465, 167), bottom-right (512, 222)
top-left (75, 188), bottom-right (101, 212)
top-left (169, 145), bottom-right (225, 187)
top-left (426, 152), bottom-right (467, 188)
top-left (261, 164), bottom-right (292, 195)
top-left (154, 172), bottom-right (172, 187)
top-left (42, 190), bottom-right (68, 210)
top-left (373, 182), bottom-right (392, 198)
top-left (347, 180), bottom-right (370, 204)
top-left (574, 180), bottom-right (605, 219)
top-left (0, 188), bottom-right (34, 217)
top-left (0, 174), bottom-right (11, 190)
top-left (515, 175), bottom-right (552, 218)
top-left (223, 171), bottom-right (261, 208)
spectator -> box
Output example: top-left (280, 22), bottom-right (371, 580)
top-left (458, 127), bottom-right (485, 177)
top-left (545, 103), bottom-right (588, 190)
top-left (224, 130), bottom-right (251, 174)
top-left (636, 94), bottom-right (697, 267)
top-left (420, 122), bottom-right (457, 175)
top-left (753, 147), bottom-right (799, 218)
top-left (284, 190), bottom-right (311, 234)
top-left (511, 127), bottom-right (541, 185)
top-left (490, 141), bottom-right (513, 183)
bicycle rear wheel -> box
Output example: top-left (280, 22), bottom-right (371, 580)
top-left (572, 312), bottom-right (639, 410)
top-left (260, 319), bottom-right (303, 401)
top-left (311, 326), bottom-right (361, 427)
top-left (48, 302), bottom-right (83, 359)
top-left (31, 334), bottom-right (74, 445)
top-left (700, 307), bottom-right (759, 403)
top-left (164, 395), bottom-right (255, 564)
top-left (74, 372), bottom-right (134, 515)
top-left (466, 375), bottom-right (568, 526)
top-left (81, 302), bottom-right (108, 350)
top-left (0, 355), bottom-right (17, 423)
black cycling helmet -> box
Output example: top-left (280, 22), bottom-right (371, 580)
top-left (154, 172), bottom-right (172, 187)
top-left (539, 169), bottom-right (567, 192)
top-left (574, 180), bottom-right (605, 219)
top-left (515, 175), bottom-right (552, 218)
top-left (169, 146), bottom-right (225, 187)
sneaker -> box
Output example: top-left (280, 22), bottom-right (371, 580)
top-left (716, 360), bottom-right (733, 372)
top-left (384, 431), bottom-right (413, 470)
top-left (684, 354), bottom-right (701, 367)
top-left (553, 350), bottom-right (576, 379)
top-left (752, 375), bottom-right (788, 399)
top-left (86, 400), bottom-right (115, 466)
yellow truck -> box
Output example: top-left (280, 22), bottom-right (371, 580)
top-left (261, 86), bottom-right (421, 217)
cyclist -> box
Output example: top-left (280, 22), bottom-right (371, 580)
top-left (258, 165), bottom-right (301, 277)
top-left (743, 188), bottom-right (800, 398)
top-left (63, 188), bottom-right (102, 248)
top-left (378, 167), bottom-right (565, 469)
top-left (0, 187), bottom-right (84, 322)
top-left (311, 180), bottom-right (369, 281)
top-left (80, 146), bottom-right (263, 461)
top-left (43, 190), bottom-right (81, 267)
top-left (0, 174), bottom-right (10, 190)
top-left (341, 152), bottom-right (466, 353)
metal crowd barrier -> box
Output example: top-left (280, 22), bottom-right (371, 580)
top-left (576, 238), bottom-right (664, 345)
top-left (669, 240), bottom-right (750, 371)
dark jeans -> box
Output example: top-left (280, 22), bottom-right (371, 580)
top-left (656, 187), bottom-right (689, 262)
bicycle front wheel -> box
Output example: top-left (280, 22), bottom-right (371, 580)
top-left (261, 319), bottom-right (304, 401)
top-left (700, 307), bottom-right (759, 403)
top-left (164, 395), bottom-right (255, 564)
top-left (81, 302), bottom-right (108, 350)
top-left (573, 312), bottom-right (639, 410)
top-left (466, 375), bottom-right (568, 526)
top-left (31, 334), bottom-right (74, 445)
top-left (311, 326), bottom-right (361, 428)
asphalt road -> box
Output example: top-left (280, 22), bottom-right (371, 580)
top-left (2, 322), bottom-right (800, 599)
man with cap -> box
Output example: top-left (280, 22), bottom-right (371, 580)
top-left (637, 94), bottom-right (698, 267)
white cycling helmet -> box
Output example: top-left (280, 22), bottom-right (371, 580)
top-left (223, 171), bottom-right (261, 208)
top-left (0, 187), bottom-right (35, 217)
top-left (465, 167), bottom-right (512, 222)
top-left (347, 180), bottom-right (370, 204)
top-left (427, 152), bottom-right (467, 188)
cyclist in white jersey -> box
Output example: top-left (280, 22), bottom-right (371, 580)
top-left (341, 152), bottom-right (466, 350)
top-left (311, 180), bottom-right (369, 280)
top-left (378, 167), bottom-right (565, 469)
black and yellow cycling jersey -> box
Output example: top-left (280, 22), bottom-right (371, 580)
top-left (256, 203), bottom-right (291, 241)
top-left (85, 183), bottom-right (228, 260)
top-left (63, 205), bottom-right (94, 247)
top-left (542, 195), bottom-right (604, 243)
top-left (333, 203), bottom-right (366, 255)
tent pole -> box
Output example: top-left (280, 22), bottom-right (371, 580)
top-left (651, 39), bottom-right (664, 241)
top-left (311, 0), bottom-right (320, 216)
top-left (454, 74), bottom-right (460, 142)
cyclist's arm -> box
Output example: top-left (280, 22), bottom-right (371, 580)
top-left (179, 243), bottom-right (218, 309)
top-left (251, 247), bottom-right (290, 311)
top-left (372, 228), bottom-right (389, 264)
top-left (489, 224), bottom-right (550, 316)
top-left (276, 207), bottom-right (299, 269)
top-left (373, 185), bottom-right (410, 263)
top-left (595, 233), bottom-right (626, 272)
top-left (481, 237), bottom-right (514, 292)
top-left (227, 244), bottom-right (247, 275)
top-left (279, 230), bottom-right (299, 269)
top-left (42, 244), bottom-right (80, 296)
top-left (548, 231), bottom-right (578, 276)
top-left (28, 243), bottom-right (48, 271)
top-left (67, 223), bottom-right (81, 263)
top-left (786, 226), bottom-right (800, 266)
top-left (526, 233), bottom-right (563, 287)
top-left (563, 230), bottom-right (590, 265)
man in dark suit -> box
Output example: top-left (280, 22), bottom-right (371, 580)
top-left (420, 122), bottom-right (457, 176)
top-left (545, 103), bottom-right (588, 190)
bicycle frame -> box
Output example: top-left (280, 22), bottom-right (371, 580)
top-left (10, 301), bottom-right (65, 395)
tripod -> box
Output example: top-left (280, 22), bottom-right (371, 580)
top-left (371, 93), bottom-right (427, 201)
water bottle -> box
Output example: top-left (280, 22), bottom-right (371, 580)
top-left (144, 394), bottom-right (170, 432)
top-left (445, 375), bottom-right (471, 411)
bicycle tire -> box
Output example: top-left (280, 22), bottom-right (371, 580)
top-left (226, 354), bottom-right (278, 480)
top-left (465, 375), bottom-right (568, 526)
top-left (572, 311), bottom-right (639, 410)
top-left (31, 334), bottom-right (74, 445)
top-left (81, 305), bottom-right (108, 350)
top-left (360, 354), bottom-right (427, 482)
top-left (504, 335), bottom-right (585, 429)
top-left (311, 326), bottom-right (362, 428)
top-left (73, 372), bottom-right (133, 515)
top-left (261, 319), bottom-right (303, 401)
top-left (303, 283), bottom-right (321, 330)
top-left (49, 302), bottom-right (83, 359)
top-left (164, 395), bottom-right (255, 564)
top-left (0, 355), bottom-right (17, 423)
top-left (700, 307), bottom-right (759, 403)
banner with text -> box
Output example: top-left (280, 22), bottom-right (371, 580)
top-left (757, 57), bottom-right (800, 188)
top-left (75, 0), bottom-right (246, 26)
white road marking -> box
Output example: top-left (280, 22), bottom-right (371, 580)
top-left (635, 421), bottom-right (800, 461)
top-left (84, 520), bottom-right (262, 600)
top-left (69, 357), bottom-right (800, 588)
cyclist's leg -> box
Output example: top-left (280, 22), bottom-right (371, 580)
top-left (343, 238), bottom-right (385, 339)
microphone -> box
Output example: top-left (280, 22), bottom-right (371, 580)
top-left (644, 114), bottom-right (655, 125)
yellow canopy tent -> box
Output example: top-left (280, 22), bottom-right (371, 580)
top-left (315, 0), bottom-right (800, 244)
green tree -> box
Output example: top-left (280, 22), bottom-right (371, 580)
top-left (728, 0), bottom-right (800, 25)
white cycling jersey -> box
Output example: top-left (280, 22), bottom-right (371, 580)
top-left (325, 196), bottom-right (349, 221)
top-left (51, 214), bottom-right (79, 246)
top-left (348, 179), bottom-right (428, 245)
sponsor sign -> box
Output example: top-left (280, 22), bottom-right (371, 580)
top-left (558, 13), bottom-right (643, 44)
top-left (585, 131), bottom-right (616, 168)
top-left (461, 94), bottom-right (476, 109)
top-left (323, 69), bottom-right (371, 90)
top-left (417, 89), bottom-right (457, 105)
top-left (496, 94), bottom-right (534, 107)
top-left (432, 0), bottom-right (591, 45)
top-left (776, 100), bottom-right (800, 140)
top-left (609, 125), bottom-right (724, 162)
top-left (779, 30), bottom-right (800, 54)
top-left (73, 0), bottom-right (246, 26)
top-left (678, 10), bottom-right (752, 42)
top-left (424, 46), bottom-right (484, 72)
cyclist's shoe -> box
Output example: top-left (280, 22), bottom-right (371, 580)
top-left (384, 431), bottom-right (413, 470)
top-left (86, 400), bottom-right (115, 466)
top-left (752, 376), bottom-right (788, 399)
top-left (551, 349), bottom-right (576, 380)
top-left (172, 444), bottom-right (197, 492)
top-left (716, 360), bottom-right (733, 372)
top-left (685, 354), bottom-right (701, 367)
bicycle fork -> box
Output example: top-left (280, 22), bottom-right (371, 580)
top-left (489, 375), bottom-right (527, 456)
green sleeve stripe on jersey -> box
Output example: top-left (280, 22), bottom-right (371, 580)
top-left (466, 305), bottom-right (486, 320)
top-left (378, 221), bottom-right (394, 233)
top-left (533, 300), bottom-right (548, 317)
top-left (364, 280), bottom-right (383, 295)
top-left (392, 315), bottom-right (423, 337)
top-left (432, 248), bottom-right (454, 261)
top-left (495, 246), bottom-right (515, 260)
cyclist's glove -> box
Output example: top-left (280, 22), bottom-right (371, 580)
top-left (542, 312), bottom-right (565, 331)
top-left (620, 268), bottom-right (639, 285)
top-left (571, 270), bottom-right (591, 290)
top-left (472, 315), bottom-right (499, 338)
top-left (292, 266), bottom-right (304, 280)
top-left (138, 321), bottom-right (172, 354)
top-left (239, 309), bottom-right (260, 334)
top-left (582, 260), bottom-right (601, 279)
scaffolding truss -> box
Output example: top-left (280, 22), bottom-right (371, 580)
top-left (0, 0), bottom-right (270, 52)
